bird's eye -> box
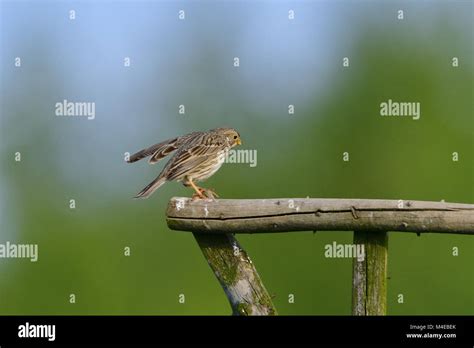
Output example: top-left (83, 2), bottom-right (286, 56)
top-left (233, 135), bottom-right (238, 139)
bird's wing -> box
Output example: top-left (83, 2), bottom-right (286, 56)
top-left (164, 134), bottom-right (228, 180)
top-left (127, 132), bottom-right (201, 164)
top-left (147, 138), bottom-right (181, 164)
top-left (127, 137), bottom-right (179, 163)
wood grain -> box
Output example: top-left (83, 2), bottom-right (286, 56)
top-left (167, 198), bottom-right (474, 234)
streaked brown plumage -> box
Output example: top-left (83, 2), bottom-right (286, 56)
top-left (128, 127), bottom-right (242, 199)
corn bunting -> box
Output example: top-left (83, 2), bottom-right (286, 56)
top-left (128, 127), bottom-right (242, 199)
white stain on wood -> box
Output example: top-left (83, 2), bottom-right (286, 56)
top-left (175, 198), bottom-right (186, 211)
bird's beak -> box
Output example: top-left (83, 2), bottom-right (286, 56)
top-left (237, 138), bottom-right (242, 145)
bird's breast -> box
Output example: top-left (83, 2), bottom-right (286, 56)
top-left (192, 150), bottom-right (227, 181)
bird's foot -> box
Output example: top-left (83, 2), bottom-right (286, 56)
top-left (191, 189), bottom-right (206, 200)
top-left (191, 188), bottom-right (218, 200)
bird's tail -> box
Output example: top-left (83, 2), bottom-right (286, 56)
top-left (134, 176), bottom-right (166, 199)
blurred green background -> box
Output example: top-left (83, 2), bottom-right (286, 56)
top-left (0, 0), bottom-right (472, 315)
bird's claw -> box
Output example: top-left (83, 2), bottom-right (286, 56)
top-left (191, 188), bottom-right (219, 201)
top-left (192, 190), bottom-right (206, 200)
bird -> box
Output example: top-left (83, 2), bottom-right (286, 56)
top-left (127, 127), bottom-right (242, 199)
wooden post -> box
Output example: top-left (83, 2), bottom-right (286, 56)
top-left (352, 231), bottom-right (388, 315)
top-left (166, 197), bottom-right (474, 316)
top-left (193, 232), bottom-right (277, 316)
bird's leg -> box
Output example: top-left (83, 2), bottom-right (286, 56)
top-left (188, 179), bottom-right (206, 200)
top-left (185, 179), bottom-right (219, 200)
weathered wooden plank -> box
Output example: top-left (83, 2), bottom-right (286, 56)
top-left (193, 233), bottom-right (277, 316)
top-left (352, 231), bottom-right (388, 315)
top-left (167, 198), bottom-right (474, 219)
top-left (166, 198), bottom-right (474, 234)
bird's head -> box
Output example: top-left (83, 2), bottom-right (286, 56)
top-left (214, 127), bottom-right (242, 147)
